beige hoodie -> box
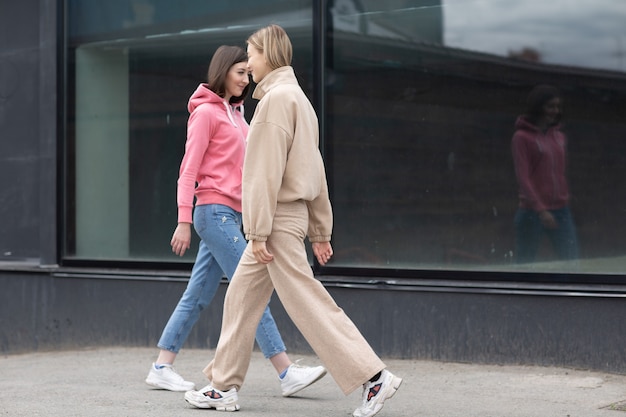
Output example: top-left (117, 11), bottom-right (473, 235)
top-left (242, 66), bottom-right (332, 243)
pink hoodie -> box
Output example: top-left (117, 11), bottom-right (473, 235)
top-left (177, 84), bottom-right (249, 223)
top-left (511, 115), bottom-right (569, 212)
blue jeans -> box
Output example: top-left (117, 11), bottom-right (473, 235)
top-left (157, 204), bottom-right (286, 358)
top-left (514, 206), bottom-right (579, 264)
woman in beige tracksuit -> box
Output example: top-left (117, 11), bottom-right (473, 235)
top-left (184, 25), bottom-right (402, 417)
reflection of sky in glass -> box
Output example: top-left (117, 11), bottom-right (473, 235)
top-left (443, 0), bottom-right (626, 73)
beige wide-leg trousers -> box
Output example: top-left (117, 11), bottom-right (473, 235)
top-left (203, 201), bottom-right (385, 395)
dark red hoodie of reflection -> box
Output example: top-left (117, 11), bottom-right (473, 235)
top-left (511, 115), bottom-right (570, 212)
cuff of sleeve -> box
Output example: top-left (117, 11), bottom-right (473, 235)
top-left (245, 233), bottom-right (268, 242)
top-left (309, 235), bottom-right (331, 243)
top-left (178, 205), bottom-right (194, 224)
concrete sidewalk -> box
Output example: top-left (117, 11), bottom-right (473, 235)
top-left (2, 347), bottom-right (626, 416)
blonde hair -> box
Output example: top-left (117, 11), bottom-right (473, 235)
top-left (247, 24), bottom-right (293, 70)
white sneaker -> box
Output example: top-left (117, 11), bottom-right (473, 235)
top-left (353, 369), bottom-right (402, 417)
top-left (145, 363), bottom-right (195, 392)
top-left (280, 360), bottom-right (327, 396)
top-left (185, 383), bottom-right (240, 411)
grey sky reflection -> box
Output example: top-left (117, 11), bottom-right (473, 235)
top-left (443, 0), bottom-right (626, 73)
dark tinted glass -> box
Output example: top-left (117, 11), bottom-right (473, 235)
top-left (326, 0), bottom-right (626, 274)
top-left (65, 0), bottom-right (313, 261)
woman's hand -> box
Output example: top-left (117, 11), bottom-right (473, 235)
top-left (539, 211), bottom-right (558, 229)
top-left (252, 240), bottom-right (274, 264)
top-left (171, 223), bottom-right (192, 256)
top-left (312, 241), bottom-right (333, 266)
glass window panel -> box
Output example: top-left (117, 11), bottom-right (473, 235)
top-left (326, 0), bottom-right (626, 274)
top-left (65, 0), bottom-right (313, 261)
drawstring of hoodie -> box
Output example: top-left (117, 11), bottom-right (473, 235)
top-left (224, 102), bottom-right (247, 145)
top-left (223, 101), bottom-right (238, 127)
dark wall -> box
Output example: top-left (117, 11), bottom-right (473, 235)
top-left (0, 269), bottom-right (225, 353)
top-left (2, 269), bottom-right (626, 375)
top-left (0, 0), bottom-right (57, 264)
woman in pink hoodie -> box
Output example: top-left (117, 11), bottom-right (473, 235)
top-left (145, 45), bottom-right (326, 395)
top-left (511, 84), bottom-right (579, 264)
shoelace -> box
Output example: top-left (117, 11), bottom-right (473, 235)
top-left (162, 365), bottom-right (185, 382)
top-left (288, 359), bottom-right (314, 374)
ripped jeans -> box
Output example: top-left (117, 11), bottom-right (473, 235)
top-left (157, 204), bottom-right (286, 358)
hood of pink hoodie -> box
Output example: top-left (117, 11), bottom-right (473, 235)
top-left (188, 84), bottom-right (243, 114)
top-left (514, 115), bottom-right (561, 134)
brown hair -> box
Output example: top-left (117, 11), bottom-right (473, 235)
top-left (207, 45), bottom-right (250, 104)
top-left (525, 84), bottom-right (562, 124)
top-left (247, 24), bottom-right (293, 70)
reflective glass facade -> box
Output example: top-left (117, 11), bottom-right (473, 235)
top-left (65, 1), bottom-right (626, 277)
top-left (65, 0), bottom-right (313, 262)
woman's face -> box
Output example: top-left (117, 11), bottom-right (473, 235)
top-left (224, 62), bottom-right (249, 101)
top-left (541, 97), bottom-right (561, 125)
top-left (246, 44), bottom-right (271, 83)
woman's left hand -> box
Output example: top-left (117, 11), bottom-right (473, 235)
top-left (312, 241), bottom-right (333, 266)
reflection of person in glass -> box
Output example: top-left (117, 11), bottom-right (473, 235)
top-left (511, 85), bottom-right (579, 264)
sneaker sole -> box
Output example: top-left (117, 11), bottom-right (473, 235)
top-left (282, 368), bottom-right (328, 397)
top-left (145, 376), bottom-right (195, 392)
top-left (184, 395), bottom-right (240, 411)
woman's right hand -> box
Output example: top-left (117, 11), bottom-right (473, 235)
top-left (252, 240), bottom-right (274, 264)
top-left (171, 223), bottom-right (192, 256)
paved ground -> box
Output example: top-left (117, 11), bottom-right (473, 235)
top-left (2, 347), bottom-right (626, 416)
